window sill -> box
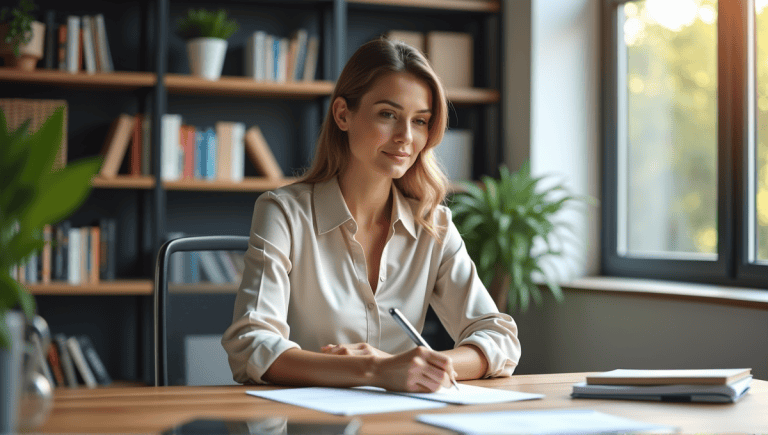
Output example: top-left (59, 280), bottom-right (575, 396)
top-left (561, 276), bottom-right (768, 310)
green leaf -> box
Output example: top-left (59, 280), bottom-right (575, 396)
top-left (21, 158), bottom-right (101, 231)
top-left (478, 238), bottom-right (497, 272)
top-left (0, 273), bottom-right (34, 319)
top-left (18, 108), bottom-right (64, 187)
top-left (457, 213), bottom-right (485, 234)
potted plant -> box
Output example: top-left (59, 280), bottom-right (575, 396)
top-left (449, 163), bottom-right (590, 313)
top-left (176, 8), bottom-right (238, 81)
top-left (0, 0), bottom-right (45, 71)
top-left (0, 107), bottom-right (100, 432)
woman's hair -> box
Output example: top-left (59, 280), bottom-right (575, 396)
top-left (301, 37), bottom-right (449, 240)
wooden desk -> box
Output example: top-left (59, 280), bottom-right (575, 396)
top-left (35, 373), bottom-right (768, 434)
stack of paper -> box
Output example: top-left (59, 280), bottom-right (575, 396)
top-left (572, 368), bottom-right (752, 403)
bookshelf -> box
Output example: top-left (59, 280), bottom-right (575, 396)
top-left (1, 0), bottom-right (503, 385)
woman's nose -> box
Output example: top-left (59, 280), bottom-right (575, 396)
top-left (394, 119), bottom-right (412, 144)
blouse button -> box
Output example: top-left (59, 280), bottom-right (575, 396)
top-left (367, 303), bottom-right (375, 310)
top-left (379, 276), bottom-right (385, 282)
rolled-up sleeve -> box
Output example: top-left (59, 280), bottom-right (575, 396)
top-left (221, 192), bottom-right (300, 384)
top-left (430, 211), bottom-right (521, 378)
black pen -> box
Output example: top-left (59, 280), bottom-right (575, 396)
top-left (389, 307), bottom-right (459, 391)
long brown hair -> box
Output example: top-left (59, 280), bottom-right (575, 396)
top-left (301, 38), bottom-right (449, 239)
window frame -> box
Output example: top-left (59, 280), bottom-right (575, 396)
top-left (601, 0), bottom-right (768, 287)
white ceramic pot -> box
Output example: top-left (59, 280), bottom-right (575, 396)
top-left (186, 37), bottom-right (228, 81)
top-left (0, 311), bottom-right (24, 433)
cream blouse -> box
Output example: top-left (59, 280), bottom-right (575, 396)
top-left (221, 177), bottom-right (521, 384)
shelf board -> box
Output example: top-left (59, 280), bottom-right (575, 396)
top-left (92, 176), bottom-right (156, 189)
top-left (447, 87), bottom-right (500, 105)
top-left (348, 0), bottom-right (500, 12)
top-left (164, 177), bottom-right (298, 192)
top-left (0, 68), bottom-right (156, 90)
top-left (165, 74), bottom-right (335, 98)
top-left (169, 283), bottom-right (239, 294)
top-left (26, 279), bottom-right (153, 296)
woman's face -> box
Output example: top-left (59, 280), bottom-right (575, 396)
top-left (334, 72), bottom-right (433, 180)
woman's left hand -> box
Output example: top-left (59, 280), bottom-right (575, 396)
top-left (321, 343), bottom-right (392, 358)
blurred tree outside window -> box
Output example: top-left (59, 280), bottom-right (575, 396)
top-left (618, 0), bottom-right (718, 258)
top-left (757, 0), bottom-right (768, 261)
top-left (607, 0), bottom-right (768, 283)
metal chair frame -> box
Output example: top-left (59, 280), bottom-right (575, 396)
top-left (154, 235), bottom-right (249, 386)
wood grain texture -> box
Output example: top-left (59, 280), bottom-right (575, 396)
top-left (35, 373), bottom-right (768, 434)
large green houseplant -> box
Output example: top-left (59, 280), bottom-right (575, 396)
top-left (0, 107), bottom-right (101, 349)
top-left (449, 163), bottom-right (588, 313)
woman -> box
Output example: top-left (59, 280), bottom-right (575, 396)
top-left (222, 38), bottom-right (520, 393)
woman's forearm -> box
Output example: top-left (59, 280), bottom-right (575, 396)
top-left (262, 348), bottom-right (378, 387)
top-left (440, 344), bottom-right (489, 380)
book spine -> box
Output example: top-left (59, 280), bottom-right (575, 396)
top-left (78, 336), bottom-right (112, 386)
top-left (66, 16), bottom-right (80, 73)
top-left (99, 218), bottom-right (116, 281)
top-left (89, 226), bottom-right (100, 284)
top-left (231, 122), bottom-right (245, 182)
top-left (54, 334), bottom-right (78, 387)
top-left (94, 14), bottom-right (113, 72)
top-left (66, 336), bottom-right (97, 388)
top-left (67, 227), bottom-right (80, 285)
top-left (80, 227), bottom-right (88, 285)
top-left (44, 10), bottom-right (56, 69)
top-left (81, 16), bottom-right (97, 74)
top-left (47, 341), bottom-right (66, 387)
top-left (42, 225), bottom-right (52, 285)
top-left (58, 24), bottom-right (67, 70)
top-left (161, 114), bottom-right (182, 181)
top-left (204, 128), bottom-right (216, 180)
top-left (254, 31), bottom-right (266, 81)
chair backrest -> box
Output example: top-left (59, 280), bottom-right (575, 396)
top-left (154, 235), bottom-right (249, 386)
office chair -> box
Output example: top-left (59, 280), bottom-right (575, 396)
top-left (154, 235), bottom-right (249, 386)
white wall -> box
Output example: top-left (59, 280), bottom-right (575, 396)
top-left (503, 0), bottom-right (768, 380)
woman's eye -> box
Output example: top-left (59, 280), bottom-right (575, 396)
top-left (381, 111), bottom-right (395, 119)
top-left (414, 119), bottom-right (428, 126)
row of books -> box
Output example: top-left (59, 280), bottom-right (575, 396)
top-left (10, 220), bottom-right (117, 286)
top-left (244, 29), bottom-right (319, 82)
top-left (167, 233), bottom-right (245, 285)
top-left (41, 12), bottom-right (115, 74)
top-left (98, 113), bottom-right (285, 182)
top-left (44, 333), bottom-right (112, 388)
top-left (159, 116), bottom-right (284, 182)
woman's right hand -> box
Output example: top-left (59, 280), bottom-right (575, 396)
top-left (373, 347), bottom-right (456, 393)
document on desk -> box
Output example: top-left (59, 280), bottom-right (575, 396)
top-left (360, 383), bottom-right (544, 405)
top-left (247, 387), bottom-right (447, 416)
top-left (416, 409), bottom-right (676, 435)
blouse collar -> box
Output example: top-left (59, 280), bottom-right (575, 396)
top-left (313, 176), bottom-right (417, 239)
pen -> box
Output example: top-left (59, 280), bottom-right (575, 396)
top-left (389, 307), bottom-right (459, 391)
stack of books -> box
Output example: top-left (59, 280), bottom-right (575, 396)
top-left (572, 368), bottom-right (752, 403)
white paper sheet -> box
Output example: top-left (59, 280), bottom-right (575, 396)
top-left (360, 383), bottom-right (544, 405)
top-left (247, 387), bottom-right (447, 416)
top-left (416, 409), bottom-right (675, 435)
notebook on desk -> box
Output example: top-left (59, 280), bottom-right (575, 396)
top-left (573, 368), bottom-right (753, 403)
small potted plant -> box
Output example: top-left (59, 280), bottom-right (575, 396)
top-left (0, 108), bottom-right (101, 431)
top-left (176, 8), bottom-right (239, 81)
top-left (0, 0), bottom-right (45, 71)
top-left (449, 163), bottom-right (591, 313)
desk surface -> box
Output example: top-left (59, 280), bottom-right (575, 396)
top-left (37, 373), bottom-right (768, 434)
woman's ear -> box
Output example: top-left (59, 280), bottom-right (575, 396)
top-left (332, 96), bottom-right (350, 131)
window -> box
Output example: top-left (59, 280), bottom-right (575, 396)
top-left (603, 0), bottom-right (768, 285)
